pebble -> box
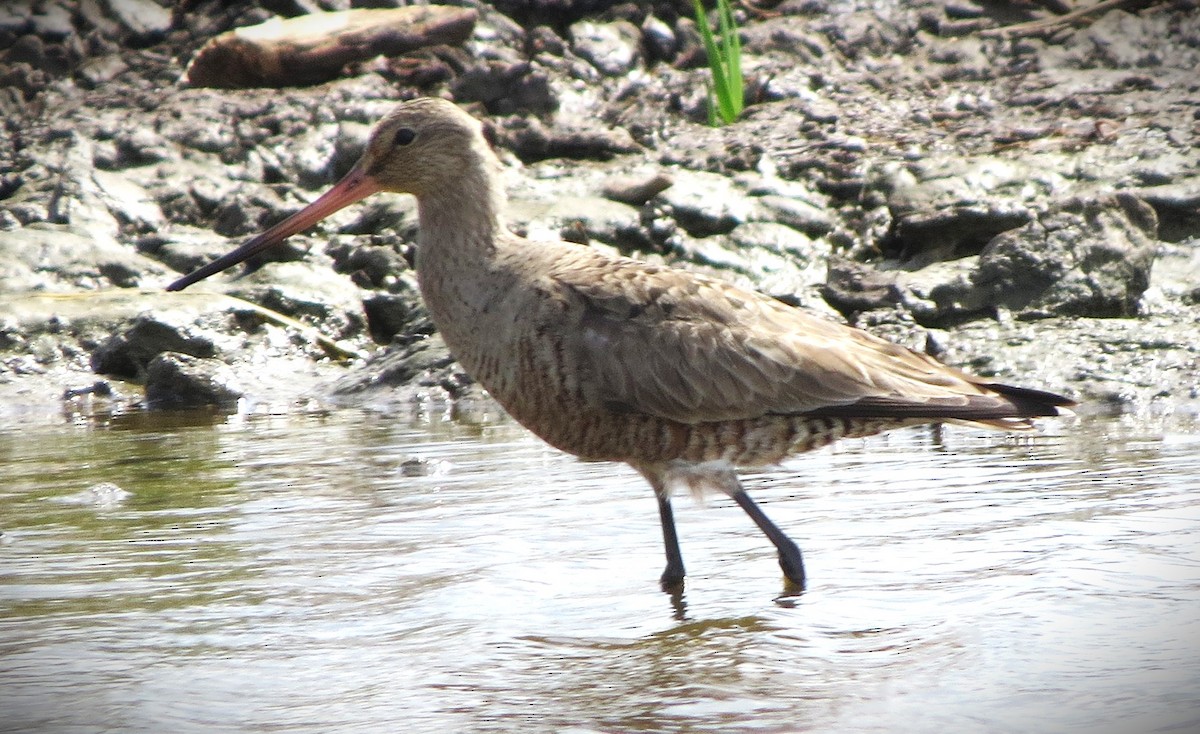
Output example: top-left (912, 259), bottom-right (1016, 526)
top-left (570, 20), bottom-right (642, 77)
top-left (600, 171), bottom-right (674, 206)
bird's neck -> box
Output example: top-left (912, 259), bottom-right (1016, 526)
top-left (412, 161), bottom-right (515, 346)
top-left (417, 185), bottom-right (503, 257)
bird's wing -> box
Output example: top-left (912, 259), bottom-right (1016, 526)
top-left (550, 253), bottom-right (1040, 425)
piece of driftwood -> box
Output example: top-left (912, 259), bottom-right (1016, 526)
top-left (185, 6), bottom-right (477, 88)
top-left (979, 0), bottom-right (1159, 38)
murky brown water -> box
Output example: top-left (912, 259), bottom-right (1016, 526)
top-left (2, 404), bottom-right (1198, 733)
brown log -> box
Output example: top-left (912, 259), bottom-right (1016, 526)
top-left (185, 6), bottom-right (477, 89)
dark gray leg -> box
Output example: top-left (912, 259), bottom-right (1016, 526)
top-left (656, 490), bottom-right (686, 590)
top-left (730, 487), bottom-right (806, 590)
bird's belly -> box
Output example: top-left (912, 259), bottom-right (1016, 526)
top-left (492, 388), bottom-right (912, 468)
top-left (442, 318), bottom-right (915, 468)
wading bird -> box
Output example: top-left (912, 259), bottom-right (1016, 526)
top-left (168, 98), bottom-right (1073, 592)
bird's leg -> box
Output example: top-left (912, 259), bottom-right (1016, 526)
top-left (636, 465), bottom-right (687, 591)
top-left (730, 485), bottom-right (806, 590)
top-left (656, 488), bottom-right (686, 591)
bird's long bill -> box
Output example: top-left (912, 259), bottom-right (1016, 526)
top-left (166, 164), bottom-right (382, 291)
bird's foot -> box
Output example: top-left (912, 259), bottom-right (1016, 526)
top-left (777, 541), bottom-right (806, 592)
top-left (660, 565), bottom-right (686, 593)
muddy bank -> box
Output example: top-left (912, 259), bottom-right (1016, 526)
top-left (1, 0), bottom-right (1198, 423)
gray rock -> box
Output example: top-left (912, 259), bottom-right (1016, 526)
top-left (658, 170), bottom-right (756, 237)
top-left (928, 35), bottom-right (993, 82)
top-left (136, 225), bottom-right (230, 276)
top-left (0, 223), bottom-right (171, 292)
top-left (330, 121), bottom-right (372, 178)
top-left (450, 61), bottom-right (557, 116)
top-left (333, 333), bottom-right (468, 398)
top-left (868, 157), bottom-right (1064, 265)
top-left (107, 0), bottom-right (173, 44)
top-left (1149, 239), bottom-right (1200, 304)
top-left (4, 34), bottom-right (48, 67)
top-left (330, 242), bottom-right (411, 289)
top-left (662, 221), bottom-right (831, 307)
top-left (227, 261), bottom-right (367, 339)
top-left (824, 194), bottom-right (1160, 326)
top-left (1124, 179), bottom-right (1200, 243)
top-left (78, 54), bottom-right (128, 87)
top-left (528, 25), bottom-right (565, 57)
top-left (0, 3), bottom-right (34, 34)
top-left (756, 194), bottom-right (834, 238)
top-left (927, 194), bottom-right (1159, 321)
top-left (501, 115), bottom-right (639, 162)
top-left (113, 126), bottom-right (173, 166)
top-left (362, 278), bottom-right (433, 343)
top-left (641, 14), bottom-right (676, 63)
top-left (91, 314), bottom-right (218, 379)
top-left (894, 203), bottom-right (1033, 266)
top-left (29, 2), bottom-right (73, 39)
top-left (74, 0), bottom-right (120, 38)
top-left (822, 258), bottom-right (904, 318)
top-left (508, 193), bottom-right (645, 252)
top-left (91, 169), bottom-right (165, 232)
top-left (728, 221), bottom-right (828, 267)
top-left (570, 20), bottom-right (641, 77)
top-left (211, 185), bottom-right (295, 238)
top-left (338, 195), bottom-right (418, 238)
top-left (4, 133), bottom-right (165, 246)
top-left (601, 171), bottom-right (674, 206)
top-left (144, 352), bottom-right (243, 410)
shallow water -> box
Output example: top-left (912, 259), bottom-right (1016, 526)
top-left (2, 404), bottom-right (1198, 734)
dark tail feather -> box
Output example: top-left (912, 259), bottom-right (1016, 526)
top-left (808, 383), bottom-right (1075, 423)
top-left (981, 383), bottom-right (1077, 416)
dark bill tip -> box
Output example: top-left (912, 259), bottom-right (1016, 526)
top-left (165, 166), bottom-right (381, 291)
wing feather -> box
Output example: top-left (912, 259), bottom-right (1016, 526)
top-left (548, 250), bottom-right (1070, 425)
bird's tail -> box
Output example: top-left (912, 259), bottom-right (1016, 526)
top-left (808, 382), bottom-right (1076, 430)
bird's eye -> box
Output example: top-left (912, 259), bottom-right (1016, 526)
top-left (393, 127), bottom-right (417, 147)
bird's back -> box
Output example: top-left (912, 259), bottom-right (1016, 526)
top-left (434, 235), bottom-right (1072, 468)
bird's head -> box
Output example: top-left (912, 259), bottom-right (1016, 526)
top-left (166, 97), bottom-right (486, 292)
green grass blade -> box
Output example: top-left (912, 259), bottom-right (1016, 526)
top-left (706, 1), bottom-right (731, 123)
top-left (692, 2), bottom-right (723, 88)
top-left (691, 0), bottom-right (742, 126)
top-left (718, 0), bottom-right (743, 120)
